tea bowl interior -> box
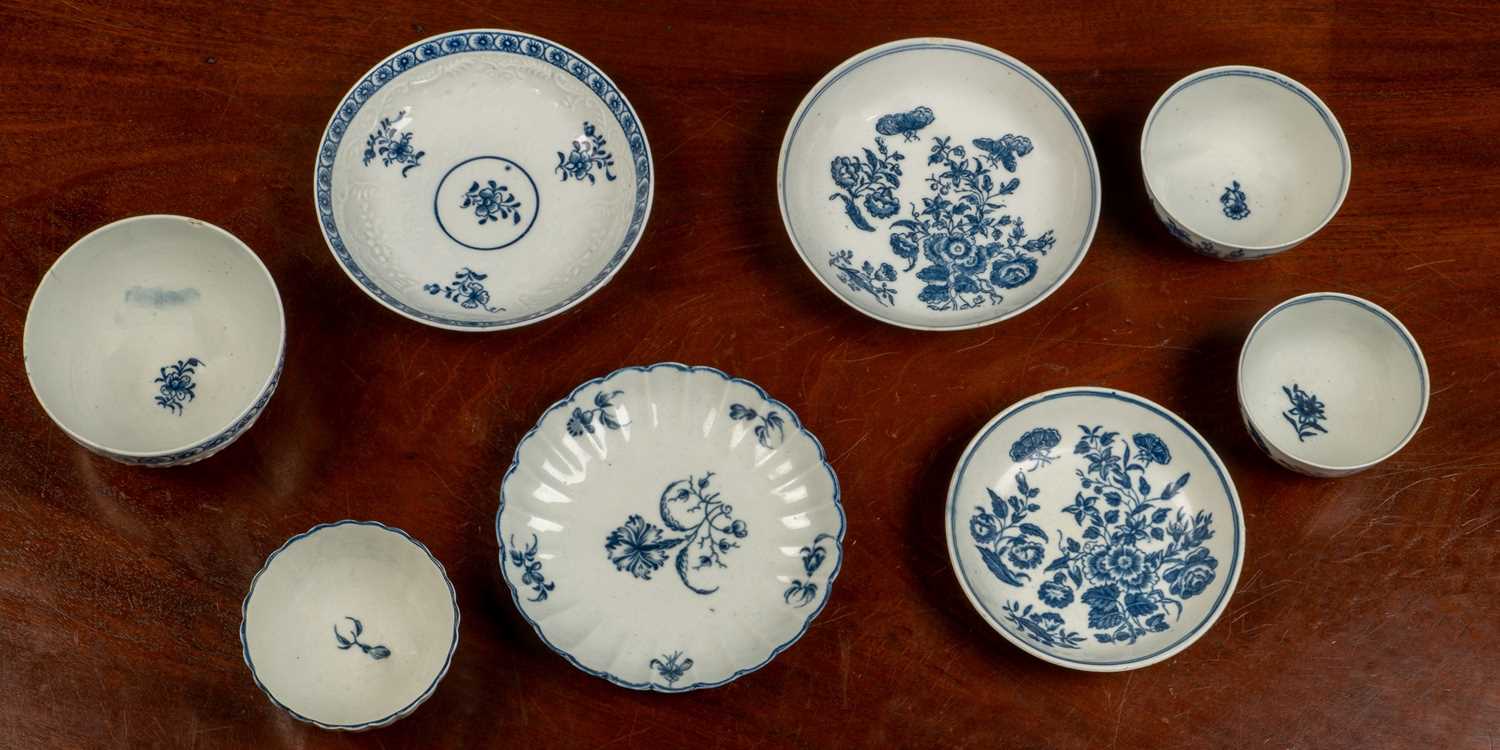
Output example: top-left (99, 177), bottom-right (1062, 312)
top-left (315, 29), bottom-right (653, 331)
top-left (23, 215), bottom-right (283, 461)
top-left (240, 521), bottom-right (459, 730)
top-left (1142, 66), bottom-right (1349, 257)
top-left (1239, 293), bottom-right (1427, 475)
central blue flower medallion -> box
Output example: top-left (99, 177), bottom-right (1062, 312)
top-left (433, 155), bottom-right (540, 250)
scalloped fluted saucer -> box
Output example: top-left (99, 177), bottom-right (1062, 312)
top-left (496, 364), bottom-right (844, 691)
top-left (314, 29), bottom-right (653, 331)
top-left (778, 38), bottom-right (1100, 330)
top-left (946, 388), bottom-right (1244, 671)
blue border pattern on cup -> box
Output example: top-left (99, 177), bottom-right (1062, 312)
top-left (779, 39), bottom-right (1100, 330)
top-left (947, 388), bottom-right (1244, 669)
top-left (495, 363), bottom-right (846, 692)
top-left (239, 520), bottom-right (461, 731)
top-left (314, 30), bottom-right (653, 329)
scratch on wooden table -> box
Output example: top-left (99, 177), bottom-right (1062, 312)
top-left (1110, 671), bottom-right (1135, 749)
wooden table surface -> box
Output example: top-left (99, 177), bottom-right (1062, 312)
top-left (2, 1), bottom-right (1498, 747)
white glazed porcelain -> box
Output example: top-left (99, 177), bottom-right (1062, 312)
top-left (241, 521), bottom-right (459, 731)
top-left (1238, 293), bottom-right (1428, 477)
top-left (314, 29), bottom-right (653, 331)
top-left (778, 38), bottom-right (1100, 330)
top-left (1142, 66), bottom-right (1350, 260)
top-left (22, 215), bottom-right (284, 466)
top-left (496, 364), bottom-right (844, 691)
top-left (946, 388), bottom-right (1244, 671)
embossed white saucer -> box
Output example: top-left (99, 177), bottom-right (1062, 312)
top-left (946, 388), bottom-right (1244, 671)
top-left (241, 521), bottom-right (459, 731)
top-left (778, 38), bottom-right (1100, 330)
top-left (1142, 66), bottom-right (1350, 260)
top-left (315, 29), bottom-right (653, 331)
top-left (1239, 293), bottom-right (1428, 477)
top-left (496, 364), bottom-right (844, 691)
top-left (23, 215), bottom-right (284, 466)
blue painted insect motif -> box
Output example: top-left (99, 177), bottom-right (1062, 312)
top-left (875, 106), bottom-right (936, 141)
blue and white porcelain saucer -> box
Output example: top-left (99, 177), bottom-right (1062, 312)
top-left (314, 30), bottom-right (653, 331)
top-left (946, 388), bottom-right (1244, 671)
top-left (778, 38), bottom-right (1100, 330)
top-left (23, 215), bottom-right (284, 466)
top-left (241, 521), bottom-right (459, 731)
top-left (496, 364), bottom-right (844, 691)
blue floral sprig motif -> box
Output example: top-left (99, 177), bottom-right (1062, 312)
top-left (566, 390), bottom-right (626, 436)
top-left (424, 268), bottom-right (504, 313)
top-left (1036, 427), bottom-right (1217, 647)
top-left (153, 358), bottom-right (204, 415)
top-left (604, 472), bottom-right (748, 595)
top-left (1010, 427), bottom-right (1062, 471)
top-left (508, 534), bottom-right (556, 602)
top-left (651, 651), bottom-right (693, 685)
top-left (1001, 601), bottom-right (1084, 649)
top-left (1281, 383), bottom-right (1328, 441)
top-left (828, 136), bottom-right (905, 232)
top-left (556, 121), bottom-right (617, 184)
top-left (362, 109), bottom-right (425, 178)
top-left (461, 180), bottom-right (523, 226)
top-left (1162, 214), bottom-right (1235, 258)
top-left (1220, 180), bottom-right (1250, 220)
top-left (969, 470), bottom-right (1049, 587)
top-left (828, 249), bottom-right (898, 307)
top-left (783, 532), bottom-right (835, 607)
top-left (875, 106), bottom-right (936, 142)
top-left (889, 134), bottom-right (1056, 311)
top-left (728, 403), bottom-right (785, 448)
top-left (333, 617), bottom-right (391, 660)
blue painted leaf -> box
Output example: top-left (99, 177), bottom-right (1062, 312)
top-left (1138, 476), bottom-right (1151, 496)
top-left (1044, 555), bottom-right (1071, 573)
top-left (835, 194), bottom-right (875, 232)
top-left (1018, 523), bottom-right (1048, 541)
top-left (1150, 527), bottom-right (1165, 541)
top-left (1095, 633), bottom-right (1114, 644)
top-left (1066, 538), bottom-right (1081, 553)
top-left (1081, 585), bottom-right (1120, 610)
top-left (1082, 526), bottom-right (1102, 540)
top-left (1162, 473), bottom-right (1191, 500)
top-left (977, 546), bottom-right (1025, 586)
top-left (1124, 592), bottom-right (1157, 616)
top-left (369, 645), bottom-right (391, 660)
top-left (1151, 507), bottom-right (1170, 524)
top-left (1104, 509), bottom-right (1120, 525)
top-left (1068, 569), bottom-right (1083, 587)
top-left (1146, 614), bottom-right (1170, 632)
top-left (987, 489), bottom-right (1008, 521)
top-left (915, 265), bottom-right (949, 282)
top-left (1088, 607), bottom-right (1124, 630)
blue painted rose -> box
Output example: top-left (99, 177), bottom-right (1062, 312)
top-left (1163, 547), bottom-right (1218, 599)
top-left (863, 188), bottom-right (900, 219)
top-left (830, 156), bottom-right (862, 190)
top-left (990, 255), bottom-right (1038, 289)
top-left (969, 513), bottom-right (1000, 545)
top-left (1006, 540), bottom-right (1045, 570)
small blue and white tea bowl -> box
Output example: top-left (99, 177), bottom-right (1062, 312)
top-left (1238, 293), bottom-right (1428, 477)
top-left (779, 38), bottom-right (1100, 330)
top-left (496, 363), bottom-right (844, 691)
top-left (1141, 66), bottom-right (1349, 260)
top-left (314, 29), bottom-right (653, 331)
top-left (947, 387), bottom-right (1244, 671)
top-left (23, 215), bottom-right (284, 466)
top-left (241, 520), bottom-right (459, 731)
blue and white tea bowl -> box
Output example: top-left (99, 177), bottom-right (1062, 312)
top-left (23, 215), bottom-right (284, 466)
top-left (778, 38), bottom-right (1100, 330)
top-left (496, 364), bottom-right (844, 691)
top-left (1142, 66), bottom-right (1349, 260)
top-left (241, 520), bottom-right (459, 731)
top-left (946, 388), bottom-right (1244, 671)
top-left (315, 29), bottom-right (653, 331)
top-left (1238, 293), bottom-right (1428, 477)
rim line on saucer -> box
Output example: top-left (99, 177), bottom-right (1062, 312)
top-left (1236, 292), bottom-right (1429, 473)
top-left (776, 37), bottom-right (1101, 331)
top-left (312, 29), bottom-right (655, 331)
top-left (944, 387), bottom-right (1245, 671)
top-left (21, 214), bottom-right (287, 465)
top-left (1140, 66), bottom-right (1350, 255)
top-left (239, 519), bottom-right (461, 731)
top-left (495, 362), bottom-right (847, 692)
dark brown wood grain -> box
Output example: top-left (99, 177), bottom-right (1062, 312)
top-left (1, 1), bottom-right (1498, 747)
